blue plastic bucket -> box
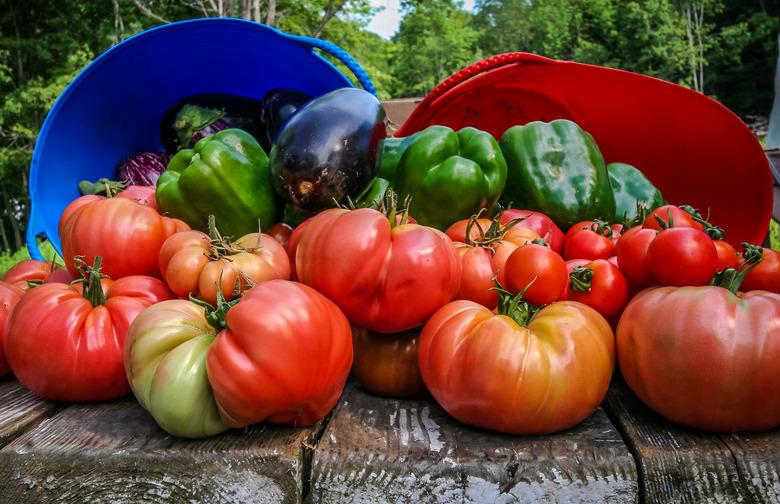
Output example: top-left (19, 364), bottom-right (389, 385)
top-left (27, 18), bottom-right (375, 260)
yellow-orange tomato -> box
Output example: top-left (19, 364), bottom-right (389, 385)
top-left (159, 230), bottom-right (290, 305)
top-left (352, 327), bottom-right (427, 399)
top-left (419, 300), bottom-right (615, 434)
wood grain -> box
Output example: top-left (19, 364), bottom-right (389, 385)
top-left (308, 384), bottom-right (638, 503)
top-left (0, 379), bottom-right (57, 448)
top-left (0, 398), bottom-right (322, 503)
top-left (605, 377), bottom-right (780, 504)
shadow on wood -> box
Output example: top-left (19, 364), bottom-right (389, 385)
top-left (0, 380), bottom-right (57, 449)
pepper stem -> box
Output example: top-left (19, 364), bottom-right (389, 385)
top-left (710, 242), bottom-right (763, 294)
top-left (74, 256), bottom-right (108, 307)
top-left (78, 178), bottom-right (127, 197)
top-left (569, 266), bottom-right (593, 292)
top-left (491, 277), bottom-right (540, 327)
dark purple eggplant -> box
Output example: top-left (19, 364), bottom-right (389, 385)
top-left (259, 88), bottom-right (311, 147)
top-left (160, 94), bottom-right (266, 151)
top-left (269, 88), bottom-right (387, 211)
top-left (116, 151), bottom-right (172, 186)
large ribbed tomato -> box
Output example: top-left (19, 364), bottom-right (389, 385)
top-left (295, 207), bottom-right (461, 333)
top-left (59, 195), bottom-right (189, 279)
top-left (206, 280), bottom-right (353, 427)
top-left (618, 285), bottom-right (780, 431)
top-left (0, 281), bottom-right (24, 376)
top-left (159, 224), bottom-right (289, 306)
top-left (5, 258), bottom-right (174, 401)
top-left (419, 298), bottom-right (614, 434)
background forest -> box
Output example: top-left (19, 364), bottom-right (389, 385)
top-left (1, 0), bottom-right (778, 257)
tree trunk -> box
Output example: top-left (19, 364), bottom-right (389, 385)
top-left (113, 0), bottom-right (125, 44)
top-left (311, 0), bottom-right (346, 38)
top-left (266, 0), bottom-right (277, 26)
top-left (0, 219), bottom-right (10, 253)
top-left (681, 2), bottom-right (699, 92)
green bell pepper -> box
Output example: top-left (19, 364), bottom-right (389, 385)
top-left (607, 162), bottom-right (665, 223)
top-left (500, 119), bottom-right (616, 230)
top-left (376, 135), bottom-right (418, 182)
top-left (393, 125), bottom-right (507, 230)
top-left (157, 129), bottom-right (279, 237)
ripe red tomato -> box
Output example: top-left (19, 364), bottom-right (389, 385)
top-left (0, 281), bottom-right (24, 376)
top-left (296, 208), bottom-right (461, 333)
top-left (499, 209), bottom-right (565, 253)
top-left (159, 229), bottom-right (289, 305)
top-left (740, 247), bottom-right (780, 293)
top-left (5, 262), bottom-right (174, 401)
top-left (643, 204), bottom-right (703, 231)
top-left (206, 280), bottom-right (353, 427)
top-left (563, 221), bottom-right (617, 260)
top-left (617, 286), bottom-right (780, 431)
top-left (713, 240), bottom-right (738, 272)
top-left (60, 195), bottom-right (189, 279)
top-left (648, 228), bottom-right (717, 286)
top-left (3, 260), bottom-right (73, 289)
top-left (504, 243), bottom-right (568, 305)
top-left (615, 225), bottom-right (641, 255)
top-left (267, 222), bottom-right (294, 249)
top-left (564, 259), bottom-right (629, 318)
top-left (419, 299), bottom-right (614, 434)
top-left (617, 228), bottom-right (658, 288)
top-left (352, 327), bottom-right (427, 398)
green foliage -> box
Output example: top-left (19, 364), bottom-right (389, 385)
top-left (0, 240), bottom-right (60, 277)
top-left (771, 220), bottom-right (779, 251)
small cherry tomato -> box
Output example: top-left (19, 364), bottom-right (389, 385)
top-left (499, 209), bottom-right (565, 253)
top-left (648, 228), bottom-right (717, 286)
top-left (268, 223), bottom-right (294, 249)
top-left (643, 205), bottom-right (703, 231)
top-left (563, 221), bottom-right (617, 261)
top-left (617, 228), bottom-right (658, 288)
top-left (713, 240), bottom-right (738, 272)
top-left (565, 259), bottom-right (629, 318)
top-left (504, 243), bottom-right (568, 305)
top-left (740, 247), bottom-right (780, 293)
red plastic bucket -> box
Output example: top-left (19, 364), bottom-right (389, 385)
top-left (396, 53), bottom-right (774, 246)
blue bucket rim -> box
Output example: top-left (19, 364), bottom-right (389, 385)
top-left (28, 17), bottom-right (373, 259)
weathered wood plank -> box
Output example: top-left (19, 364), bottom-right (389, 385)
top-left (308, 384), bottom-right (638, 503)
top-left (0, 379), bottom-right (57, 448)
top-left (0, 398), bottom-right (322, 503)
top-left (722, 430), bottom-right (780, 503)
top-left (604, 377), bottom-right (768, 504)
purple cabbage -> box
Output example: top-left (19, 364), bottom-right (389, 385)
top-left (117, 151), bottom-right (172, 186)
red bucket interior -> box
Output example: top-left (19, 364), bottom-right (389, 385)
top-left (396, 53), bottom-right (773, 247)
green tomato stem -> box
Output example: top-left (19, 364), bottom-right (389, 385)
top-left (492, 277), bottom-right (540, 327)
top-left (569, 266), bottom-right (593, 292)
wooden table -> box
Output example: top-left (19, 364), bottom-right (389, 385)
top-left (0, 376), bottom-right (777, 503)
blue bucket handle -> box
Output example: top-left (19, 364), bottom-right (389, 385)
top-left (286, 34), bottom-right (377, 96)
top-left (26, 204), bottom-right (46, 260)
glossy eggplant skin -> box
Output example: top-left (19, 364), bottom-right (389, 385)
top-left (269, 88), bottom-right (387, 212)
top-left (160, 93), bottom-right (266, 151)
top-left (259, 89), bottom-right (311, 148)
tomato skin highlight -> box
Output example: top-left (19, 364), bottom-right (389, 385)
top-left (418, 299), bottom-right (614, 434)
top-left (5, 275), bottom-right (174, 401)
top-left (296, 208), bottom-right (461, 333)
top-left (206, 280), bottom-right (353, 427)
top-left (59, 196), bottom-right (189, 279)
top-left (648, 227), bottom-right (717, 286)
top-left (617, 286), bottom-right (780, 431)
top-left (504, 244), bottom-right (568, 305)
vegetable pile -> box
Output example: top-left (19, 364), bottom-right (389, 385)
top-left (4, 87), bottom-right (779, 438)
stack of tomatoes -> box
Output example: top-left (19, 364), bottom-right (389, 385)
top-left (2, 185), bottom-right (779, 438)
